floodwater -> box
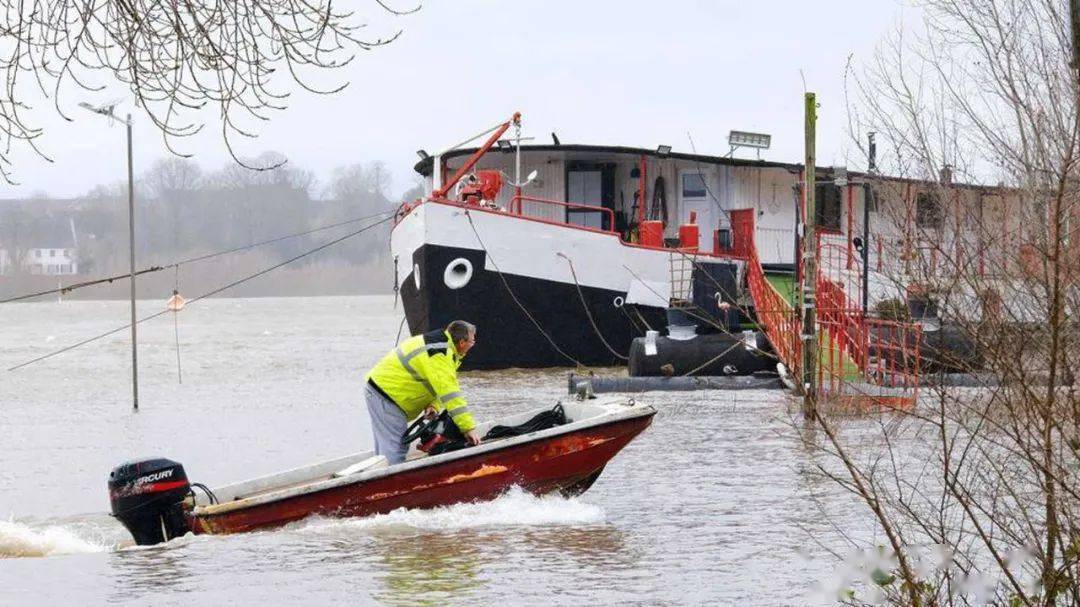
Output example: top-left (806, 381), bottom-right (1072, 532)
top-left (1, 295), bottom-right (878, 606)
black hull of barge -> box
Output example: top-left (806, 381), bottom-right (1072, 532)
top-left (399, 244), bottom-right (666, 369)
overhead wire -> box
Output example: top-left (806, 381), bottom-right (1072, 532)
top-left (1, 267), bottom-right (166, 304)
top-left (0, 209), bottom-right (397, 304)
top-left (621, 260), bottom-right (776, 362)
top-left (7, 214), bottom-right (395, 371)
top-left (167, 209), bottom-right (396, 268)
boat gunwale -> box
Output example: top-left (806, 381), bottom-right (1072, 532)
top-left (192, 400), bottom-right (655, 518)
top-left (396, 197), bottom-right (746, 261)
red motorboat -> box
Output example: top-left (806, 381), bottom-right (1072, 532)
top-left (108, 396), bottom-right (655, 545)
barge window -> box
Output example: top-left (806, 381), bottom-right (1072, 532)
top-left (682, 173), bottom-right (707, 198)
top-left (814, 183), bottom-right (843, 232)
top-left (916, 192), bottom-right (942, 229)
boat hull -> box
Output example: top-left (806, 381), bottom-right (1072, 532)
top-left (190, 412), bottom-right (654, 536)
top-left (400, 243), bottom-right (666, 369)
top-left (392, 201), bottom-right (742, 369)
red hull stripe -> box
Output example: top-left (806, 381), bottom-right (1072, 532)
top-left (143, 480), bottom-right (189, 494)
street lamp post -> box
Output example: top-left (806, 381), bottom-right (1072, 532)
top-left (81, 102), bottom-right (138, 411)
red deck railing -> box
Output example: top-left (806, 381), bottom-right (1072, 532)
top-left (509, 195), bottom-right (617, 233)
top-left (815, 234), bottom-right (922, 407)
top-left (734, 208), bottom-right (923, 408)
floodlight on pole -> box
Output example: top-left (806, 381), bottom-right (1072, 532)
top-left (82, 100), bottom-right (138, 412)
top-left (728, 130), bottom-right (772, 159)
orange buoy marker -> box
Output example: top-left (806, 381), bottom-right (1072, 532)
top-left (166, 290), bottom-right (187, 312)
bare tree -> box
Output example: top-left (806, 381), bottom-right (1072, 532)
top-left (0, 200), bottom-right (30, 276)
top-left (325, 161), bottom-right (391, 201)
top-left (0, 1), bottom-right (417, 182)
top-left (803, 1), bottom-right (1080, 605)
top-left (144, 157), bottom-right (202, 256)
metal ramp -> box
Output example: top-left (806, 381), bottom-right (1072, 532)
top-left (731, 209), bottom-right (922, 409)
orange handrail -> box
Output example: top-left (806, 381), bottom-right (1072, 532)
top-left (736, 211), bottom-right (800, 368)
top-left (510, 195), bottom-right (617, 233)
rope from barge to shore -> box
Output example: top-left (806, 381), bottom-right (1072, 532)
top-left (556, 253), bottom-right (628, 361)
top-left (394, 315), bottom-right (407, 346)
top-left (0, 209), bottom-right (397, 305)
top-left (7, 214), bottom-right (395, 372)
top-left (619, 259), bottom-right (778, 363)
top-left (462, 210), bottom-right (587, 369)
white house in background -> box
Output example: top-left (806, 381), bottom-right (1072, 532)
top-left (0, 215), bottom-right (80, 276)
top-left (26, 246), bottom-right (79, 275)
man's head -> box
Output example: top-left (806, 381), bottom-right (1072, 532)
top-left (447, 320), bottom-right (476, 357)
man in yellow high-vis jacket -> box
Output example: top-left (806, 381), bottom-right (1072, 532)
top-left (364, 320), bottom-right (481, 464)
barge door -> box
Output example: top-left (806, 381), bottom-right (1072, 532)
top-left (679, 170), bottom-right (715, 253)
top-left (566, 162), bottom-right (616, 231)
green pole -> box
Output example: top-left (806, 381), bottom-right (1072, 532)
top-left (802, 93), bottom-right (818, 420)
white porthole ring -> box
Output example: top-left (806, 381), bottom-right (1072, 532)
top-left (443, 258), bottom-right (474, 290)
top-left (613, 296), bottom-right (625, 308)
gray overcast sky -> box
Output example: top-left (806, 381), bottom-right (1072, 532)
top-left (5, 0), bottom-right (915, 199)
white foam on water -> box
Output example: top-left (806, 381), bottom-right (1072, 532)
top-left (295, 487), bottom-right (606, 535)
top-left (0, 520), bottom-right (112, 558)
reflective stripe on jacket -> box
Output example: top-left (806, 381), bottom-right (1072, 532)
top-left (365, 329), bottom-right (476, 432)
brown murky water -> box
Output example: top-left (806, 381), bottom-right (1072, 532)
top-left (1, 295), bottom-right (873, 605)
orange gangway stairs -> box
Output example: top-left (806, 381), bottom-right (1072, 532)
top-left (730, 209), bottom-right (922, 409)
top-left (730, 209), bottom-right (801, 373)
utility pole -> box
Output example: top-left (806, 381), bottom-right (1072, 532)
top-left (1072, 0), bottom-right (1080, 110)
top-left (862, 132), bottom-right (876, 317)
top-left (1072, 0), bottom-right (1080, 77)
top-left (802, 93), bottom-right (818, 420)
top-left (126, 113), bottom-right (138, 411)
top-left (81, 101), bottom-right (138, 411)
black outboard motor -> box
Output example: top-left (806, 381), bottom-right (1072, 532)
top-left (108, 458), bottom-right (192, 546)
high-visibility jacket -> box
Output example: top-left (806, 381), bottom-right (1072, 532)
top-left (365, 329), bottom-right (476, 432)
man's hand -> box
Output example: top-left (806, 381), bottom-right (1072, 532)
top-left (423, 405), bottom-right (439, 420)
top-left (465, 429), bottom-right (482, 446)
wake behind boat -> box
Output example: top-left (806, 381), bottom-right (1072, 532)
top-left (108, 396), bottom-right (654, 545)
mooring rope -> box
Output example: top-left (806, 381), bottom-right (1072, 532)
top-left (620, 260), bottom-right (776, 361)
top-left (7, 215), bottom-right (394, 371)
top-left (463, 210), bottom-right (586, 369)
top-left (556, 253), bottom-right (628, 361)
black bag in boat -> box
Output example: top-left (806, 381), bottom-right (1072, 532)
top-left (402, 403), bottom-right (570, 456)
top-left (483, 403), bottom-right (568, 441)
top-left (403, 410), bottom-right (468, 456)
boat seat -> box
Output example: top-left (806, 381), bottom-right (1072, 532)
top-left (332, 455), bottom-right (389, 478)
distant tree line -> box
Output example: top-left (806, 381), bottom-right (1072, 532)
top-left (0, 154), bottom-right (423, 299)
